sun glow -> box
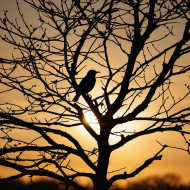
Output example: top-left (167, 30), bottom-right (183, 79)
top-left (84, 111), bottom-right (100, 133)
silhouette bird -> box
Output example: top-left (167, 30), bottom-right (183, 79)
top-left (73, 70), bottom-right (99, 102)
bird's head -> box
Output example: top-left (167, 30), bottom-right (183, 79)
top-left (88, 70), bottom-right (100, 76)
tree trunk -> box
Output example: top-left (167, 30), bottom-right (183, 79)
top-left (93, 148), bottom-right (110, 189)
top-left (93, 132), bottom-right (111, 190)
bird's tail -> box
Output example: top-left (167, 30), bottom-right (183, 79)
top-left (73, 94), bottom-right (80, 102)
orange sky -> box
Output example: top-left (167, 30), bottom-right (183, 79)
top-left (0, 0), bottom-right (190, 186)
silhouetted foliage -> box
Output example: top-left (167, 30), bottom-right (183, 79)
top-left (113, 174), bottom-right (190, 190)
top-left (0, 174), bottom-right (190, 190)
top-left (0, 178), bottom-right (66, 190)
top-left (0, 0), bottom-right (190, 189)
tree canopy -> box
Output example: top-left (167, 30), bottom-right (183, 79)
top-left (0, 0), bottom-right (189, 189)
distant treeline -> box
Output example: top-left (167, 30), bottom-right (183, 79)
top-left (0, 174), bottom-right (190, 190)
top-left (111, 174), bottom-right (190, 190)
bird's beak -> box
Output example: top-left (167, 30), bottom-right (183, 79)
top-left (96, 71), bottom-right (100, 74)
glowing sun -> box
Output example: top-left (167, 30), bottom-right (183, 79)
top-left (84, 111), bottom-right (100, 133)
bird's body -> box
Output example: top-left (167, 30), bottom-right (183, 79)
top-left (73, 70), bottom-right (99, 102)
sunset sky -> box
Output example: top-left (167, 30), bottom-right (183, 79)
top-left (0, 0), bottom-right (190, 187)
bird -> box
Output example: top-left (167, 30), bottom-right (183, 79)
top-left (73, 70), bottom-right (99, 102)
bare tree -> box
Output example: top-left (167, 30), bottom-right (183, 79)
top-left (0, 0), bottom-right (189, 189)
